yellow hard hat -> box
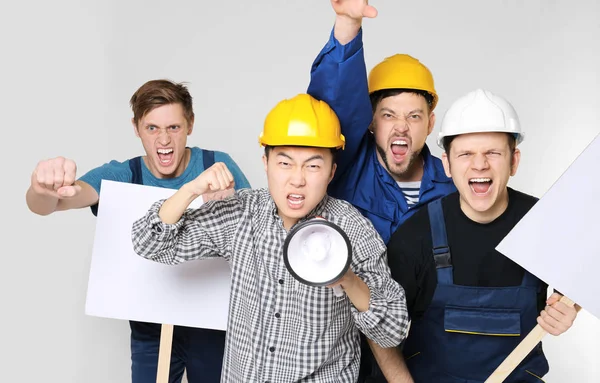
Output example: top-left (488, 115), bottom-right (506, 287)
top-left (368, 54), bottom-right (438, 110)
top-left (259, 94), bottom-right (345, 149)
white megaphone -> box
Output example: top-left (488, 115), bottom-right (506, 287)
top-left (283, 217), bottom-right (352, 297)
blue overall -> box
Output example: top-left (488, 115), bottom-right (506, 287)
top-left (92, 151), bottom-right (225, 383)
top-left (402, 199), bottom-right (549, 382)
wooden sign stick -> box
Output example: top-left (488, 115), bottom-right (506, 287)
top-left (484, 295), bottom-right (575, 383)
top-left (156, 324), bottom-right (175, 383)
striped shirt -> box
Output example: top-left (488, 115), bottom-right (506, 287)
top-left (397, 181), bottom-right (421, 207)
top-left (131, 188), bottom-right (409, 382)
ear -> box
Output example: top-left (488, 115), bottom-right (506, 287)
top-left (328, 163), bottom-right (337, 184)
top-left (262, 154), bottom-right (268, 173)
top-left (187, 117), bottom-right (194, 136)
top-left (427, 112), bottom-right (436, 135)
top-left (510, 148), bottom-right (521, 176)
top-left (132, 118), bottom-right (140, 138)
top-left (368, 120), bottom-right (375, 135)
top-left (442, 152), bottom-right (452, 178)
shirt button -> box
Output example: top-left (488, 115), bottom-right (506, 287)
top-left (269, 346), bottom-right (275, 352)
top-left (275, 313), bottom-right (281, 318)
top-left (278, 279), bottom-right (284, 285)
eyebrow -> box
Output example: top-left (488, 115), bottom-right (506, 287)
top-left (276, 152), bottom-right (325, 163)
top-left (379, 107), bottom-right (397, 115)
top-left (144, 122), bottom-right (182, 127)
top-left (379, 108), bottom-right (424, 115)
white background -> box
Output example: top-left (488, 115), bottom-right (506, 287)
top-left (3, 0), bottom-right (599, 382)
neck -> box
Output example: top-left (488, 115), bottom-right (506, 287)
top-left (281, 216), bottom-right (298, 230)
top-left (460, 188), bottom-right (510, 224)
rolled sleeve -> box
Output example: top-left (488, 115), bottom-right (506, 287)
top-left (131, 194), bottom-right (244, 266)
top-left (350, 232), bottom-right (410, 348)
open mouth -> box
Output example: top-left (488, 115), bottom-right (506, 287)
top-left (390, 139), bottom-right (409, 161)
top-left (469, 178), bottom-right (492, 195)
top-left (157, 148), bottom-right (174, 165)
top-left (287, 193), bottom-right (305, 207)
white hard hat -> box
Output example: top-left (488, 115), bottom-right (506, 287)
top-left (437, 88), bottom-right (524, 149)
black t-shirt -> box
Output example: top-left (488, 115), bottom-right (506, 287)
top-left (387, 188), bottom-right (548, 320)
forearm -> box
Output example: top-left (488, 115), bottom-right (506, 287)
top-left (342, 272), bottom-right (370, 312)
top-left (158, 185), bottom-right (200, 224)
top-left (333, 15), bottom-right (361, 45)
top-left (26, 187), bottom-right (59, 216)
top-left (368, 339), bottom-right (414, 383)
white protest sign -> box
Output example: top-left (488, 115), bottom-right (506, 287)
top-left (497, 132), bottom-right (600, 320)
top-left (85, 180), bottom-right (231, 330)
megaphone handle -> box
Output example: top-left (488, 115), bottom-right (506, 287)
top-left (332, 285), bottom-right (344, 297)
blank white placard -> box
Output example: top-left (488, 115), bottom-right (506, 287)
top-left (497, 132), bottom-right (600, 320)
top-left (85, 180), bottom-right (231, 330)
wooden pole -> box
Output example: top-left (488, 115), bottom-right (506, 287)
top-left (156, 324), bottom-right (174, 383)
top-left (484, 295), bottom-right (575, 383)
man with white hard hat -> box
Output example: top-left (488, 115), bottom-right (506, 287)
top-left (377, 89), bottom-right (580, 382)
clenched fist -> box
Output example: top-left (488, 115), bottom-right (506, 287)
top-left (331, 0), bottom-right (378, 20)
top-left (31, 157), bottom-right (82, 198)
top-left (184, 162), bottom-right (235, 197)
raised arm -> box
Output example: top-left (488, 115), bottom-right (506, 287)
top-left (307, 0), bottom-right (377, 176)
top-left (131, 162), bottom-right (241, 265)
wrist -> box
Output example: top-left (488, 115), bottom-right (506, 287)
top-left (336, 14), bottom-right (362, 28)
top-left (333, 15), bottom-right (362, 45)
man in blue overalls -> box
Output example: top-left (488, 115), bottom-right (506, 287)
top-left (25, 79), bottom-right (251, 382)
top-left (382, 88), bottom-right (579, 382)
top-left (307, 2), bottom-right (456, 380)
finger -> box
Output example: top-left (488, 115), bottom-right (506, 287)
top-left (215, 168), bottom-right (230, 190)
top-left (208, 173), bottom-right (222, 191)
top-left (63, 160), bottom-right (77, 186)
top-left (539, 310), bottom-right (567, 335)
top-left (544, 304), bottom-right (566, 322)
top-left (546, 292), bottom-right (562, 305)
top-left (43, 167), bottom-right (56, 190)
top-left (58, 184), bottom-right (81, 198)
top-left (537, 316), bottom-right (560, 336)
top-left (363, 5), bottom-right (378, 18)
top-left (224, 167), bottom-right (234, 184)
top-left (551, 300), bottom-right (574, 316)
top-left (53, 167), bottom-right (65, 191)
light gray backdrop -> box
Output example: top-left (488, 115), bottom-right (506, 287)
top-left (4, 0), bottom-right (599, 382)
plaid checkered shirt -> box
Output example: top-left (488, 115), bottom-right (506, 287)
top-left (131, 188), bottom-right (409, 382)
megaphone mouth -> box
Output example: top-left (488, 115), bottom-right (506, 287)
top-left (283, 218), bottom-right (352, 287)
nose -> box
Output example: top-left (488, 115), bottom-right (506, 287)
top-left (471, 153), bottom-right (489, 171)
top-left (157, 128), bottom-right (172, 145)
top-left (392, 119), bottom-right (409, 134)
top-left (289, 166), bottom-right (306, 188)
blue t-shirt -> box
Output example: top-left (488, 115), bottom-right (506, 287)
top-left (79, 146), bottom-right (250, 196)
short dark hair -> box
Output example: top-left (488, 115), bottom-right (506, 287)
top-left (130, 79), bottom-right (194, 126)
top-left (370, 88), bottom-right (434, 114)
top-left (443, 133), bottom-right (517, 155)
top-left (264, 145), bottom-right (339, 164)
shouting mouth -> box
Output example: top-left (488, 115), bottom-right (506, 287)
top-left (157, 148), bottom-right (174, 166)
top-left (469, 177), bottom-right (492, 195)
top-left (390, 139), bottom-right (409, 162)
top-left (287, 193), bottom-right (305, 209)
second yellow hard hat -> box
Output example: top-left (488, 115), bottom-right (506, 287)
top-left (368, 54), bottom-right (438, 110)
